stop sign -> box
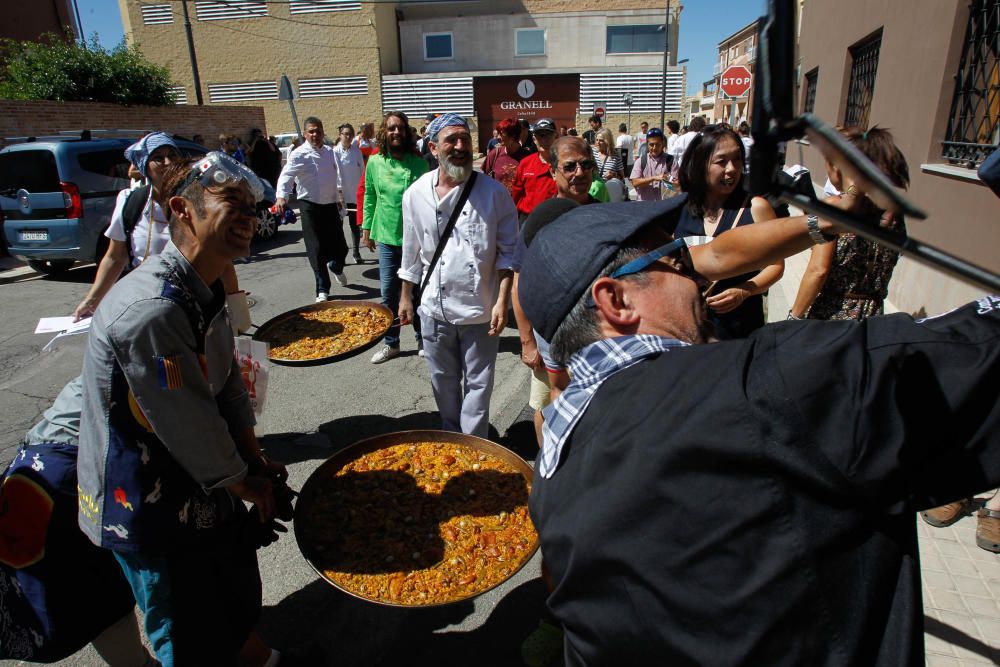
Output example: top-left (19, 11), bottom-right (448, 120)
top-left (720, 65), bottom-right (753, 98)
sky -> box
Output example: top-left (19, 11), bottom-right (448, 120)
top-left (74, 0), bottom-right (768, 96)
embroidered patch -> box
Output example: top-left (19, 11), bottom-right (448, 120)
top-left (114, 487), bottom-right (135, 511)
top-left (157, 356), bottom-right (183, 390)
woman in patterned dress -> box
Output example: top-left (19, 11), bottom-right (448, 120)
top-left (790, 126), bottom-right (910, 321)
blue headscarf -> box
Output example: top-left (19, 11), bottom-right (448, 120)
top-left (426, 113), bottom-right (469, 143)
top-left (124, 132), bottom-right (179, 177)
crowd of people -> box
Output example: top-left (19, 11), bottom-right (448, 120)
top-left (1, 106), bottom-right (999, 667)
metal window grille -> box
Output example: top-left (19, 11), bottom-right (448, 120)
top-left (140, 3), bottom-right (173, 25)
top-left (170, 86), bottom-right (188, 105)
top-left (207, 81), bottom-right (278, 103)
top-left (580, 72), bottom-right (685, 114)
top-left (844, 32), bottom-right (881, 129)
top-left (802, 68), bottom-right (818, 114)
top-left (289, 1), bottom-right (361, 14)
top-left (194, 1), bottom-right (267, 21)
top-left (380, 77), bottom-right (473, 117)
top-left (942, 0), bottom-right (999, 166)
top-left (297, 76), bottom-right (368, 98)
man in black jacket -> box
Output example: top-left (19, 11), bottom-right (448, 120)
top-left (518, 196), bottom-right (1000, 666)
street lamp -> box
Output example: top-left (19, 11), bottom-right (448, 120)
top-left (622, 93), bottom-right (634, 133)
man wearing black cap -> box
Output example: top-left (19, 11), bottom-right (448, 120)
top-left (511, 118), bottom-right (558, 222)
top-left (518, 197), bottom-right (1000, 666)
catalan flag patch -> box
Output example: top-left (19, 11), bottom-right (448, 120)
top-left (157, 356), bottom-right (183, 390)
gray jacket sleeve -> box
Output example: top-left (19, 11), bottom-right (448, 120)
top-left (108, 297), bottom-right (247, 489)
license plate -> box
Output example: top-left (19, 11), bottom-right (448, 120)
top-left (19, 230), bottom-right (48, 241)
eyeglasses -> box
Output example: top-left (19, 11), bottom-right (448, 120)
top-left (148, 149), bottom-right (181, 164)
top-left (172, 151), bottom-right (268, 205)
top-left (340, 131), bottom-right (354, 137)
top-left (585, 238), bottom-right (708, 307)
top-left (558, 159), bottom-right (596, 174)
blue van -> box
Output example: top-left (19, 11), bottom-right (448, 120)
top-left (0, 132), bottom-right (278, 274)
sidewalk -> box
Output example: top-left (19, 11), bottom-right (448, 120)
top-left (769, 250), bottom-right (1000, 666)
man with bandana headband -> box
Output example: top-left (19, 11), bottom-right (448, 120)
top-left (397, 114), bottom-right (518, 437)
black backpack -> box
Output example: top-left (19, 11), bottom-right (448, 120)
top-left (120, 184), bottom-right (152, 273)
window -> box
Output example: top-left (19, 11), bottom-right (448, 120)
top-left (297, 76), bottom-right (368, 98)
top-left (140, 4), bottom-right (173, 25)
top-left (844, 30), bottom-right (882, 129)
top-left (194, 1), bottom-right (266, 21)
top-left (942, 0), bottom-right (999, 167)
top-left (606, 25), bottom-right (665, 54)
top-left (516, 28), bottom-right (546, 57)
top-left (0, 151), bottom-right (59, 193)
top-left (78, 150), bottom-right (130, 180)
top-left (423, 33), bottom-right (453, 61)
top-left (207, 80), bottom-right (279, 103)
top-left (802, 68), bottom-right (818, 114)
top-left (170, 86), bottom-right (188, 105)
top-left (289, 1), bottom-right (361, 13)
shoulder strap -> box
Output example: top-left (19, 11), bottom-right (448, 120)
top-left (641, 152), bottom-right (648, 173)
top-left (121, 184), bottom-right (152, 271)
top-left (420, 171), bottom-right (478, 295)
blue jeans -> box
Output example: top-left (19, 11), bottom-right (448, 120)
top-left (379, 242), bottom-right (421, 348)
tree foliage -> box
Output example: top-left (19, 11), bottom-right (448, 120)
top-left (0, 32), bottom-right (176, 106)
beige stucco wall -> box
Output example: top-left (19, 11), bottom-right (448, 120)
top-left (798, 0), bottom-right (997, 316)
top-left (119, 0), bottom-right (386, 136)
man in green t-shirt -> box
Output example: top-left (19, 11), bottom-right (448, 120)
top-left (362, 111), bottom-right (429, 363)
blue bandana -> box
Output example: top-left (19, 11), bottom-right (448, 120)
top-left (125, 132), bottom-right (179, 177)
top-left (427, 113), bottom-right (469, 142)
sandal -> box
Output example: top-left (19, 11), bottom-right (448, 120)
top-left (521, 620), bottom-right (564, 667)
top-left (976, 508), bottom-right (1000, 553)
top-left (921, 498), bottom-right (976, 528)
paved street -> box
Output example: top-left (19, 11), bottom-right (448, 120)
top-left (1, 218), bottom-right (998, 666)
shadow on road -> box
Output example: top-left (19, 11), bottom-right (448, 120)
top-left (259, 573), bottom-right (548, 666)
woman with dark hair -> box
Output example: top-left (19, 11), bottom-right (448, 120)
top-left (674, 125), bottom-right (784, 339)
top-left (789, 125), bottom-right (909, 321)
top-left (483, 117), bottom-right (530, 195)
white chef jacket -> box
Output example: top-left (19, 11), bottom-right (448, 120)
top-left (333, 143), bottom-right (364, 205)
top-left (398, 171), bottom-right (517, 326)
top-left (275, 141), bottom-right (342, 204)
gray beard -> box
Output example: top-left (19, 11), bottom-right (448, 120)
top-left (441, 158), bottom-right (472, 183)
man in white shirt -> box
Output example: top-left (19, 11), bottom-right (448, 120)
top-left (615, 123), bottom-right (635, 173)
top-left (398, 114), bottom-right (518, 437)
top-left (669, 116), bottom-right (706, 183)
top-left (275, 116), bottom-right (347, 301)
top-left (333, 122), bottom-right (366, 264)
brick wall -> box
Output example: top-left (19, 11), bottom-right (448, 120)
top-left (0, 100), bottom-right (267, 146)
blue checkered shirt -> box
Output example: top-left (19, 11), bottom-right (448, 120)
top-left (538, 335), bottom-right (689, 478)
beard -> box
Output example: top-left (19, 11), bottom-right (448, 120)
top-left (441, 154), bottom-right (472, 182)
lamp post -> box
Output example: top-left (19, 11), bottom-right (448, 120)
top-left (622, 93), bottom-right (634, 134)
top-left (659, 0), bottom-right (671, 129)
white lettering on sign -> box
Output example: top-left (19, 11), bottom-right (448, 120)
top-left (499, 100), bottom-right (554, 110)
top-left (722, 76), bottom-right (752, 87)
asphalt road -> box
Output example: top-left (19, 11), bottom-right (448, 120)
top-left (0, 218), bottom-right (544, 667)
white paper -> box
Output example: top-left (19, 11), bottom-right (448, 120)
top-left (36, 316), bottom-right (90, 334)
top-left (234, 337), bottom-right (269, 417)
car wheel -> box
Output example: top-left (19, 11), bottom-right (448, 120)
top-left (255, 208), bottom-right (279, 241)
top-left (27, 259), bottom-right (75, 274)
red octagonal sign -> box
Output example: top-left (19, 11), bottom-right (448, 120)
top-left (720, 65), bottom-right (753, 98)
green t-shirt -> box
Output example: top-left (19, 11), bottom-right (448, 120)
top-left (362, 152), bottom-right (429, 246)
top-left (589, 176), bottom-right (610, 203)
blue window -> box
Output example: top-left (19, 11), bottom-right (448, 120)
top-left (606, 25), bottom-right (665, 54)
top-left (424, 33), bottom-right (453, 60)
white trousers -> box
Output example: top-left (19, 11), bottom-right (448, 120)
top-left (419, 314), bottom-right (499, 438)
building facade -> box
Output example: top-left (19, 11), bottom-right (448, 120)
top-left (2, 0), bottom-right (79, 44)
top-left (710, 19), bottom-right (757, 126)
top-left (797, 0), bottom-right (999, 316)
top-left (119, 0), bottom-right (686, 152)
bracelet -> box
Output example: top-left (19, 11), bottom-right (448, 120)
top-left (787, 311), bottom-right (803, 320)
top-left (806, 214), bottom-right (835, 244)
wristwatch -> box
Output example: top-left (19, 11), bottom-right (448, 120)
top-left (806, 214), bottom-right (835, 244)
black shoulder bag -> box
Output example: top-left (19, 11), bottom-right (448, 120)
top-left (419, 171), bottom-right (478, 295)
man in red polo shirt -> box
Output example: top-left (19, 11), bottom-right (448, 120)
top-left (511, 118), bottom-right (558, 223)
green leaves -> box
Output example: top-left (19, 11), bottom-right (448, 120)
top-left (0, 31), bottom-right (176, 106)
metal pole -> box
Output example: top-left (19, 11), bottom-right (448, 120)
top-left (659, 0), bottom-right (670, 129)
top-left (71, 0), bottom-right (86, 48)
top-left (180, 0), bottom-right (204, 105)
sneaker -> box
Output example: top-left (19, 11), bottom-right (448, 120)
top-left (333, 272), bottom-right (348, 287)
top-left (353, 250), bottom-right (364, 264)
top-left (370, 345), bottom-right (400, 364)
top-left (417, 341), bottom-right (426, 358)
top-left (315, 292), bottom-right (328, 303)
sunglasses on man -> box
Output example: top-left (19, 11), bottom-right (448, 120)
top-left (558, 159), bottom-right (596, 174)
top-left (585, 238), bottom-right (709, 307)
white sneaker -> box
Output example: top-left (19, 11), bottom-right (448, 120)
top-left (417, 342), bottom-right (426, 358)
top-left (315, 292), bottom-right (328, 303)
top-left (370, 345), bottom-right (400, 364)
top-left (333, 272), bottom-right (348, 287)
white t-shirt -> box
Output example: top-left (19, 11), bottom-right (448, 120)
top-left (333, 143), bottom-right (364, 205)
top-left (104, 187), bottom-right (170, 268)
top-left (615, 134), bottom-right (636, 164)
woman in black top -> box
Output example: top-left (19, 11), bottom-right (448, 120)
top-left (675, 125), bottom-right (784, 339)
